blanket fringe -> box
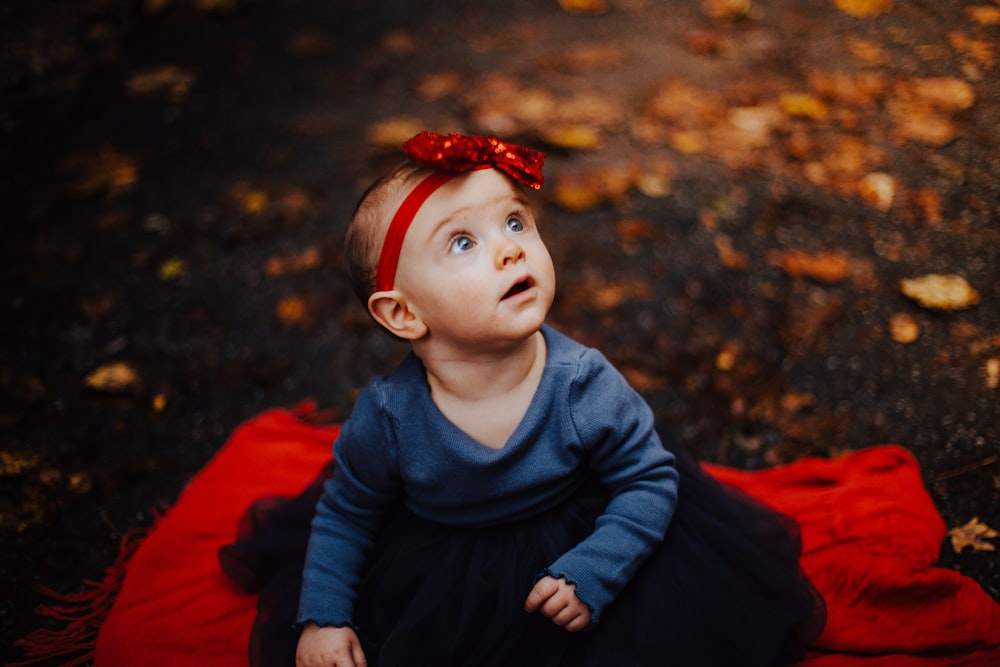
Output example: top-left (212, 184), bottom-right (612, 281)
top-left (9, 528), bottom-right (148, 667)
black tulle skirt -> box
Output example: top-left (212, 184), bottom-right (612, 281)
top-left (219, 446), bottom-right (825, 666)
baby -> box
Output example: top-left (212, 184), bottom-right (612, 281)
top-left (296, 133), bottom-right (678, 666)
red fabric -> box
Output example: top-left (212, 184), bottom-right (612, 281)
top-left (92, 408), bottom-right (1000, 666)
top-left (94, 406), bottom-right (337, 667)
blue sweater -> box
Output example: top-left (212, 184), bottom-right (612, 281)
top-left (297, 325), bottom-right (678, 627)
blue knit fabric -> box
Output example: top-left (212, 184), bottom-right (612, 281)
top-left (297, 325), bottom-right (678, 628)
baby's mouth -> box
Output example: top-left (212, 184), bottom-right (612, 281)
top-left (502, 277), bottom-right (534, 300)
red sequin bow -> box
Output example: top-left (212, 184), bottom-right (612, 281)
top-left (374, 132), bottom-right (545, 293)
top-left (403, 131), bottom-right (545, 190)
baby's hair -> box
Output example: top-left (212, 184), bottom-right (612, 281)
top-left (344, 161), bottom-right (423, 305)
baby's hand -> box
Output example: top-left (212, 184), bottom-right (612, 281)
top-left (296, 622), bottom-right (367, 667)
top-left (524, 575), bottom-right (591, 632)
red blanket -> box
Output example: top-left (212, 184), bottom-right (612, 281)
top-left (81, 406), bottom-right (998, 666)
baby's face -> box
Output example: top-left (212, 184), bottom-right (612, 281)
top-left (392, 168), bottom-right (555, 348)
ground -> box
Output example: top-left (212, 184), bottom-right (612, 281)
top-left (2, 0), bottom-right (999, 662)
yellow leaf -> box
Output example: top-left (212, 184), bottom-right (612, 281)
top-left (367, 117), bottom-right (427, 148)
top-left (778, 92), bottom-right (829, 120)
top-left (833, 0), bottom-right (892, 18)
top-left (900, 274), bottom-right (980, 311)
top-left (85, 362), bottom-right (142, 393)
top-left (158, 257), bottom-right (186, 281)
top-left (242, 190), bottom-right (268, 215)
top-left (0, 450), bottom-right (40, 476)
top-left (539, 125), bottom-right (604, 150)
top-left (670, 130), bottom-right (708, 154)
top-left (948, 517), bottom-right (998, 553)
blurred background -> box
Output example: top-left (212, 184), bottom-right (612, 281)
top-left (2, 0), bottom-right (998, 660)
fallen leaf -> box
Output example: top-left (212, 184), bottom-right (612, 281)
top-left (700, 0), bottom-right (752, 20)
top-left (845, 37), bottom-right (889, 65)
top-left (780, 392), bottom-right (816, 412)
top-left (891, 110), bottom-right (957, 145)
top-left (567, 275), bottom-right (654, 311)
top-left (908, 189), bottom-right (943, 225)
top-left (85, 362), bottom-right (142, 394)
top-left (539, 124), bottom-right (604, 150)
top-left (275, 294), bottom-right (311, 327)
top-left (265, 246), bottom-right (323, 277)
top-left (380, 30), bottom-right (417, 54)
top-left (416, 70), bottom-right (462, 100)
top-left (768, 249), bottom-right (852, 283)
top-left (778, 92), bottom-right (829, 120)
top-left (616, 218), bottom-right (657, 255)
top-left (948, 32), bottom-right (997, 68)
top-left (985, 357), bottom-right (1000, 390)
top-left (904, 77), bottom-right (975, 112)
top-left (889, 312), bottom-right (920, 343)
top-left (684, 30), bottom-right (729, 55)
top-left (125, 65), bottom-right (196, 102)
top-left (948, 517), bottom-right (998, 553)
top-left (965, 5), bottom-right (1000, 25)
top-left (857, 172), bottom-right (896, 211)
top-left (63, 148), bottom-right (139, 198)
top-left (715, 341), bottom-right (741, 371)
top-left (834, 0), bottom-right (892, 18)
top-left (367, 117), bottom-right (427, 148)
top-left (552, 165), bottom-right (639, 211)
top-left (0, 450), bottom-right (40, 476)
top-left (558, 0), bottom-right (610, 16)
top-left (622, 367), bottom-right (666, 391)
top-left (158, 257), bottom-right (186, 282)
top-left (558, 43), bottom-right (630, 70)
top-left (900, 274), bottom-right (980, 311)
top-left (715, 234), bottom-right (750, 270)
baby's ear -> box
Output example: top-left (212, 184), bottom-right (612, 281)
top-left (368, 291), bottom-right (428, 340)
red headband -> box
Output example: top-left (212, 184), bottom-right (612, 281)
top-left (373, 132), bottom-right (545, 293)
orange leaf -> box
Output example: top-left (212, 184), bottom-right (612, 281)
top-left (768, 249), bottom-right (851, 283)
top-left (558, 0), bottom-right (610, 16)
top-left (85, 362), bottom-right (142, 394)
top-left (833, 0), bottom-right (892, 18)
top-left (965, 5), bottom-right (1000, 25)
top-left (275, 295), bottom-right (310, 326)
top-left (888, 313), bottom-right (920, 344)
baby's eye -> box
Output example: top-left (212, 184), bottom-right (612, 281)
top-left (506, 217), bottom-right (525, 233)
top-left (448, 235), bottom-right (475, 254)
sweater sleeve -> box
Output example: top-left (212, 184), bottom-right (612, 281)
top-left (296, 383), bottom-right (401, 628)
top-left (542, 348), bottom-right (678, 624)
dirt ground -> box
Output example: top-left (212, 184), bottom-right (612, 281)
top-left (2, 0), bottom-right (999, 662)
